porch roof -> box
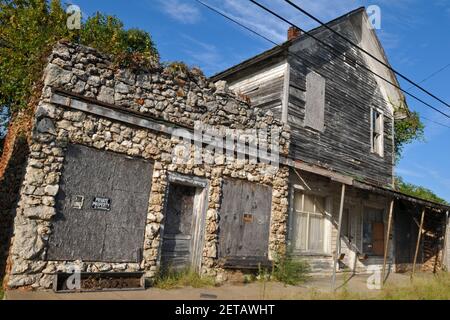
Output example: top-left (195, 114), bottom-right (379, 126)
top-left (288, 159), bottom-right (450, 212)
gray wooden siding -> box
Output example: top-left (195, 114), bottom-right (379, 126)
top-left (228, 61), bottom-right (287, 119)
top-left (287, 21), bottom-right (394, 185)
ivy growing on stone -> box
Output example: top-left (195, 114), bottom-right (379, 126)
top-left (0, 0), bottom-right (159, 119)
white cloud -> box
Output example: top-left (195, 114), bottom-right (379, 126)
top-left (396, 167), bottom-right (425, 179)
top-left (202, 0), bottom-right (365, 43)
top-left (179, 34), bottom-right (226, 75)
top-left (159, 0), bottom-right (201, 24)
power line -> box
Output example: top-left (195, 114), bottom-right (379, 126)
top-left (194, 0), bottom-right (279, 47)
top-left (422, 116), bottom-right (450, 129)
top-left (283, 0), bottom-right (450, 111)
top-left (406, 63), bottom-right (450, 91)
top-left (195, 0), bottom-right (450, 129)
top-left (249, 0), bottom-right (450, 120)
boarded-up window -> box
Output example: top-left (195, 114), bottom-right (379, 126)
top-left (218, 179), bottom-right (272, 262)
top-left (304, 71), bottom-right (325, 132)
top-left (47, 144), bottom-right (153, 263)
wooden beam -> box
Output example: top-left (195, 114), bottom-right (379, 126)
top-left (382, 199), bottom-right (394, 284)
top-left (332, 183), bottom-right (346, 290)
top-left (293, 168), bottom-right (312, 191)
top-left (412, 209), bottom-right (426, 279)
top-left (353, 180), bottom-right (450, 212)
top-left (294, 161), bottom-right (353, 185)
top-left (281, 61), bottom-right (290, 124)
top-left (444, 211), bottom-right (450, 271)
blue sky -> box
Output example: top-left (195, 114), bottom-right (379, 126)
top-left (72, 0), bottom-right (450, 201)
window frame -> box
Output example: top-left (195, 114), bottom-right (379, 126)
top-left (289, 190), bottom-right (330, 255)
top-left (370, 107), bottom-right (385, 157)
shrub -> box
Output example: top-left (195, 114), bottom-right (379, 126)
top-left (153, 268), bottom-right (216, 290)
top-left (271, 255), bottom-right (310, 285)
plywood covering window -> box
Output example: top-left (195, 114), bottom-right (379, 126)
top-left (292, 192), bottom-right (326, 254)
top-left (370, 108), bottom-right (384, 156)
top-left (304, 71), bottom-right (325, 132)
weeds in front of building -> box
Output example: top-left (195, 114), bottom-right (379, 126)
top-left (244, 256), bottom-right (311, 286)
top-left (308, 272), bottom-right (450, 300)
top-left (152, 268), bottom-right (216, 290)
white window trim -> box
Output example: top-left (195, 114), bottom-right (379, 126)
top-left (289, 186), bottom-right (332, 256)
top-left (370, 107), bottom-right (385, 157)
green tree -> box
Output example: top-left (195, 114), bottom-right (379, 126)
top-left (391, 97), bottom-right (425, 162)
top-left (394, 111), bottom-right (425, 162)
top-left (395, 176), bottom-right (449, 205)
top-left (0, 0), bottom-right (158, 126)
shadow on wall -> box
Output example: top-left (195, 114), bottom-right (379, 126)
top-left (0, 134), bottom-right (29, 285)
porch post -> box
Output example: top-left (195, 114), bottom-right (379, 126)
top-left (332, 183), bottom-right (346, 290)
top-left (382, 199), bottom-right (394, 285)
top-left (412, 208), bottom-right (426, 279)
top-left (444, 211), bottom-right (450, 271)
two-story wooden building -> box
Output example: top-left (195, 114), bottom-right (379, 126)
top-left (211, 7), bottom-right (450, 275)
top-left (3, 7), bottom-right (450, 291)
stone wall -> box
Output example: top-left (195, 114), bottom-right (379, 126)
top-left (6, 41), bottom-right (291, 289)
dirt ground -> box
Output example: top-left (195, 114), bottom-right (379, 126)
top-left (4, 272), bottom-right (423, 300)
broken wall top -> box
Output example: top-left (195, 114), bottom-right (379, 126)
top-left (39, 41), bottom-right (290, 154)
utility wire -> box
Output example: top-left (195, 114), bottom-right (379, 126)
top-left (194, 0), bottom-right (450, 129)
top-left (283, 0), bottom-right (450, 111)
top-left (422, 116), bottom-right (450, 129)
top-left (406, 63), bottom-right (450, 91)
top-left (194, 0), bottom-right (279, 47)
top-left (249, 0), bottom-right (450, 120)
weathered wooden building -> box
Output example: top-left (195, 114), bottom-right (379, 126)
top-left (2, 7), bottom-right (450, 291)
top-left (212, 7), bottom-right (450, 275)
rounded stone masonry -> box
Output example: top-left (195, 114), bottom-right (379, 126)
top-left (5, 41), bottom-right (291, 290)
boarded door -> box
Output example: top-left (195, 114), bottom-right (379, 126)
top-left (47, 144), bottom-right (153, 262)
top-left (218, 178), bottom-right (272, 261)
top-left (160, 184), bottom-right (197, 271)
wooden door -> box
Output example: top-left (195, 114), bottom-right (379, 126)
top-left (218, 178), bottom-right (272, 260)
top-left (160, 183), bottom-right (197, 271)
top-left (372, 222), bottom-right (385, 256)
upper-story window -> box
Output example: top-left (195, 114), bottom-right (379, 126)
top-left (304, 71), bottom-right (325, 132)
top-left (370, 108), bottom-right (384, 157)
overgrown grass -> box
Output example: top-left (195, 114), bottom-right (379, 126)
top-left (308, 273), bottom-right (450, 300)
top-left (381, 273), bottom-right (450, 300)
top-left (271, 256), bottom-right (310, 285)
top-left (253, 256), bottom-right (311, 286)
top-left (153, 269), bottom-right (216, 290)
